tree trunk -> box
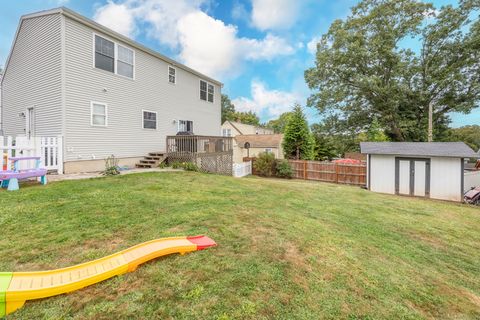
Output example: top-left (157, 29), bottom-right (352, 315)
top-left (296, 147), bottom-right (300, 160)
top-left (428, 101), bottom-right (433, 142)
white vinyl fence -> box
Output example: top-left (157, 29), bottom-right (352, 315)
top-left (0, 136), bottom-right (63, 173)
top-left (233, 161), bottom-right (252, 178)
top-left (464, 170), bottom-right (480, 192)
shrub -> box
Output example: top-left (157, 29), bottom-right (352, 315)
top-left (102, 155), bottom-right (120, 176)
top-left (276, 160), bottom-right (293, 178)
top-left (182, 162), bottom-right (199, 172)
top-left (254, 152), bottom-right (276, 177)
top-left (170, 161), bottom-right (183, 169)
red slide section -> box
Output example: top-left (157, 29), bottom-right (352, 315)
top-left (187, 235), bottom-right (217, 250)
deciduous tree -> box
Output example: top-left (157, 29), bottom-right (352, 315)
top-left (305, 0), bottom-right (480, 141)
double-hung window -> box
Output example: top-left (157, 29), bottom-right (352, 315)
top-left (200, 80), bottom-right (207, 101)
top-left (94, 34), bottom-right (134, 79)
top-left (222, 128), bottom-right (231, 137)
top-left (117, 45), bottom-right (134, 78)
top-left (178, 120), bottom-right (193, 133)
top-left (168, 66), bottom-right (176, 84)
top-left (143, 111), bottom-right (157, 129)
top-left (200, 80), bottom-right (214, 103)
top-left (95, 36), bottom-right (115, 73)
top-left (207, 84), bottom-right (214, 102)
top-left (91, 102), bottom-right (107, 126)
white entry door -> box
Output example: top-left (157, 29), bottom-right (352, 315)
top-left (396, 158), bottom-right (430, 198)
top-left (26, 107), bottom-right (35, 138)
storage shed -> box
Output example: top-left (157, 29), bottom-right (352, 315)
top-left (360, 142), bottom-right (477, 202)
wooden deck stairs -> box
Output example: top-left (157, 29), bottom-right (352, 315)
top-left (135, 152), bottom-right (167, 168)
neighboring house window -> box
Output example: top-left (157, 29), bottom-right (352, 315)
top-left (143, 111), bottom-right (157, 129)
top-left (222, 128), bottom-right (231, 137)
top-left (265, 148), bottom-right (272, 153)
top-left (94, 34), bottom-right (135, 79)
top-left (200, 80), bottom-right (207, 101)
top-left (91, 102), bottom-right (107, 126)
top-left (208, 83), bottom-right (214, 102)
top-left (168, 66), bottom-right (176, 84)
top-left (95, 35), bottom-right (114, 73)
top-left (117, 45), bottom-right (134, 78)
top-left (178, 120), bottom-right (193, 133)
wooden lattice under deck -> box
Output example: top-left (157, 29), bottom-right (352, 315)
top-left (166, 135), bottom-right (233, 175)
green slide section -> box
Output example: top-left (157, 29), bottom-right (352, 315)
top-left (0, 272), bottom-right (13, 317)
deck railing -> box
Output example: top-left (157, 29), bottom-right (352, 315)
top-left (166, 135), bottom-right (233, 175)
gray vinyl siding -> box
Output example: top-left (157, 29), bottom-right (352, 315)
top-left (63, 16), bottom-right (221, 162)
top-left (1, 13), bottom-right (62, 137)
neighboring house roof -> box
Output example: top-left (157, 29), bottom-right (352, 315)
top-left (222, 121), bottom-right (273, 135)
top-left (235, 134), bottom-right (283, 148)
top-left (1, 7), bottom-right (222, 87)
top-left (360, 142), bottom-right (477, 158)
top-left (223, 121), bottom-right (244, 135)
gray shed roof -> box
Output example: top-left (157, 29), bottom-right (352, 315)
top-left (360, 142), bottom-right (477, 158)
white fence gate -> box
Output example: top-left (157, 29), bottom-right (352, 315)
top-left (0, 136), bottom-right (63, 173)
top-left (233, 161), bottom-right (252, 178)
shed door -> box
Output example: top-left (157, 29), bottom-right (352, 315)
top-left (414, 161), bottom-right (426, 197)
top-left (395, 158), bottom-right (430, 198)
top-left (398, 160), bottom-right (411, 195)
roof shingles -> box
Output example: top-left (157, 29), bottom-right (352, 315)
top-left (235, 134), bottom-right (283, 148)
top-left (360, 142), bottom-right (477, 158)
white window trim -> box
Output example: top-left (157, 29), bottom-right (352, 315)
top-left (168, 66), bottom-right (176, 84)
top-left (142, 109), bottom-right (158, 130)
top-left (92, 33), bottom-right (135, 80)
top-left (90, 101), bottom-right (108, 127)
top-left (199, 79), bottom-right (214, 103)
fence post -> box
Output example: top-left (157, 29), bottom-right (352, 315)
top-left (57, 135), bottom-right (64, 174)
top-left (303, 160), bottom-right (307, 179)
top-left (335, 163), bottom-right (339, 183)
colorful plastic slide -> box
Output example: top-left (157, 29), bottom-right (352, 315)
top-left (0, 235), bottom-right (216, 317)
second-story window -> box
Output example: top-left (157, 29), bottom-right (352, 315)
top-left (94, 34), bottom-right (134, 79)
top-left (208, 84), bottom-right (214, 102)
top-left (200, 80), bottom-right (214, 103)
top-left (95, 35), bottom-right (114, 73)
top-left (168, 66), bottom-right (176, 84)
top-left (200, 80), bottom-right (207, 101)
top-left (117, 45), bottom-right (134, 78)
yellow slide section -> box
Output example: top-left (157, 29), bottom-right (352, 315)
top-left (0, 235), bottom-right (216, 316)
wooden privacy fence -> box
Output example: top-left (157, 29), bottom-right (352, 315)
top-left (288, 160), bottom-right (366, 186)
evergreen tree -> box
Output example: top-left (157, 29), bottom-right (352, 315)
top-left (282, 104), bottom-right (315, 160)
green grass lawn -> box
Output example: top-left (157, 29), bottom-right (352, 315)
top-left (1, 172), bottom-right (480, 319)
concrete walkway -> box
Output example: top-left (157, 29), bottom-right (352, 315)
top-left (47, 168), bottom-right (183, 182)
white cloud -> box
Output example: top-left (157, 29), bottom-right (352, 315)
top-left (250, 0), bottom-right (302, 31)
top-left (307, 36), bottom-right (320, 55)
top-left (93, 1), bottom-right (137, 37)
top-left (231, 1), bottom-right (249, 21)
top-left (93, 0), bottom-right (296, 79)
top-left (232, 81), bottom-right (302, 119)
top-left (52, 0), bottom-right (70, 5)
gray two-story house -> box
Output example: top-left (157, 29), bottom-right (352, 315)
top-left (1, 7), bottom-right (222, 173)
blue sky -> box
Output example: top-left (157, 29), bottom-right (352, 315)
top-left (0, 0), bottom-right (477, 127)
